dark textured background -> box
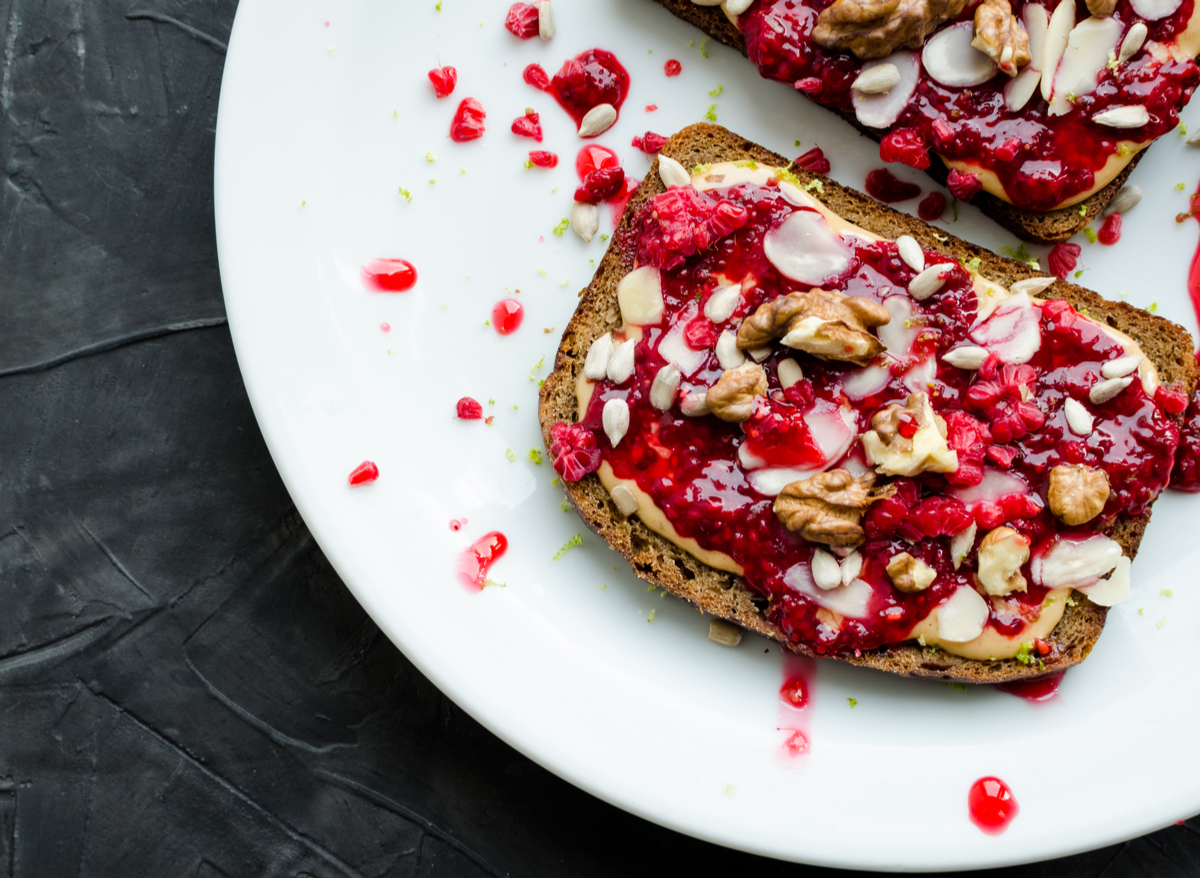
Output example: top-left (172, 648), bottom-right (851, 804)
top-left (1, 1), bottom-right (1198, 875)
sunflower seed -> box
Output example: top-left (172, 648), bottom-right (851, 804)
top-left (908, 265), bottom-right (947, 300)
top-left (583, 333), bottom-right (615, 380)
top-left (610, 483), bottom-right (639, 516)
top-left (897, 234), bottom-right (925, 272)
top-left (1090, 376), bottom-right (1133, 404)
top-left (851, 63), bottom-right (900, 94)
top-left (1092, 105), bottom-right (1150, 129)
top-left (1063, 397), bottom-right (1094, 435)
top-left (602, 397), bottom-right (630, 447)
top-left (1101, 354), bottom-right (1143, 379)
top-left (537, 0), bottom-right (555, 40)
top-left (570, 201), bottom-right (599, 243)
top-left (1102, 184), bottom-right (1142, 216)
top-left (811, 549), bottom-right (842, 590)
top-left (578, 103), bottom-right (617, 137)
top-left (942, 345), bottom-right (989, 370)
top-left (716, 330), bottom-right (745, 370)
top-left (777, 358), bottom-right (804, 389)
top-left (606, 338), bottom-right (636, 384)
top-left (658, 154), bottom-right (691, 189)
top-left (703, 283), bottom-right (741, 322)
top-left (1008, 276), bottom-right (1056, 296)
top-left (650, 364), bottom-right (681, 410)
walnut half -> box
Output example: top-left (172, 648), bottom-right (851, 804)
top-left (773, 469), bottom-right (896, 546)
top-left (813, 0), bottom-right (969, 60)
top-left (971, 0), bottom-right (1030, 76)
top-left (886, 552), bottom-right (937, 593)
top-left (736, 289), bottom-right (890, 368)
top-left (705, 361), bottom-right (768, 423)
top-left (1047, 464), bottom-right (1110, 526)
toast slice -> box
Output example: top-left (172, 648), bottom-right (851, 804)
top-left (538, 123), bottom-right (1196, 684)
top-left (648, 0), bottom-right (1151, 245)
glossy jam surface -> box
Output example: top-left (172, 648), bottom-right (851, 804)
top-left (577, 175), bottom-right (1177, 656)
top-left (739, 0), bottom-right (1200, 210)
top-left (550, 49), bottom-right (631, 127)
top-left (361, 258), bottom-right (417, 292)
top-left (995, 670), bottom-right (1063, 701)
top-left (456, 531), bottom-right (508, 591)
top-left (968, 777), bottom-right (1020, 834)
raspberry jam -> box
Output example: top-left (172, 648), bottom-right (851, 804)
top-left (574, 169), bottom-right (1179, 657)
top-left (738, 0), bottom-right (1200, 210)
top-left (361, 258), bottom-right (417, 292)
top-left (995, 671), bottom-right (1063, 702)
top-left (968, 777), bottom-right (1019, 834)
top-left (456, 531), bottom-right (508, 591)
top-left (549, 49), bottom-right (631, 127)
top-left (492, 298), bottom-right (524, 335)
top-left (450, 97), bottom-right (486, 142)
top-left (348, 461), bottom-right (379, 486)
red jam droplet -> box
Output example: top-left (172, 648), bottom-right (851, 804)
top-left (918, 192), bottom-right (947, 222)
top-left (664, 59), bottom-right (682, 76)
top-left (1098, 211), bottom-right (1122, 245)
top-left (793, 146), bottom-right (830, 174)
top-left (450, 97), bottom-right (486, 142)
top-left (348, 461), bottom-right (379, 486)
top-left (492, 298), bottom-right (524, 335)
top-left (456, 396), bottom-right (484, 419)
top-left (449, 518), bottom-right (467, 532)
top-left (362, 258), bottom-right (417, 292)
top-left (523, 63), bottom-right (551, 91)
top-left (549, 49), bottom-right (631, 127)
top-left (576, 144), bottom-right (620, 180)
top-left (968, 777), bottom-right (1019, 835)
top-left (529, 150), bottom-right (559, 168)
top-left (504, 2), bottom-right (539, 39)
top-left (428, 65), bottom-right (457, 98)
top-left (456, 531), bottom-right (508, 591)
top-left (511, 108), bottom-right (543, 141)
top-left (380, 322), bottom-right (391, 333)
top-left (865, 168), bottom-right (921, 203)
top-left (995, 671), bottom-right (1063, 702)
top-left (778, 654), bottom-right (815, 758)
top-left (780, 677), bottom-right (808, 709)
top-left (632, 131), bottom-right (669, 154)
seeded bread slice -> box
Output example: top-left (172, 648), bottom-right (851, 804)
top-left (538, 123), bottom-right (1196, 684)
top-left (647, 0), bottom-right (1150, 245)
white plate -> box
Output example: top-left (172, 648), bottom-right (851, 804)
top-left (214, 0), bottom-right (1200, 869)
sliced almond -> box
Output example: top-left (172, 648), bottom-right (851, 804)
top-left (537, 0), bottom-right (555, 40)
top-left (811, 549), bottom-right (843, 590)
top-left (1092, 105), bottom-right (1150, 128)
top-left (610, 483), bottom-right (640, 516)
top-left (777, 358), bottom-right (804, 390)
top-left (658, 154), bottom-right (691, 189)
top-left (1090, 375), bottom-right (1133, 404)
top-left (840, 550), bottom-right (863, 585)
top-left (584, 333), bottom-right (615, 380)
top-left (1004, 66), bottom-right (1042, 112)
top-left (570, 201), bottom-right (600, 243)
top-left (1041, 0), bottom-right (1076, 103)
top-left (1049, 16), bottom-right (1122, 116)
top-left (1118, 21), bottom-right (1148, 62)
top-left (680, 391), bottom-right (711, 417)
top-left (602, 397), bottom-right (630, 447)
top-left (950, 522), bottom-right (977, 570)
top-left (1077, 555), bottom-right (1130, 606)
top-left (851, 63), bottom-right (901, 94)
top-left (1103, 183), bottom-right (1142, 216)
top-left (716, 330), bottom-right (746, 370)
top-left (908, 264), bottom-right (947, 300)
top-left (936, 585), bottom-right (989, 642)
top-left (1063, 397), bottom-right (1094, 435)
top-left (704, 284), bottom-right (742, 323)
top-left (1009, 276), bottom-right (1056, 296)
top-left (923, 22), bottom-right (998, 88)
top-left (1101, 354), bottom-right (1143, 379)
top-left (724, 0), bottom-right (755, 11)
top-left (617, 266), bottom-right (664, 326)
top-left (650, 364), bottom-right (681, 411)
top-left (896, 235), bottom-right (925, 272)
top-left (708, 618), bottom-right (743, 647)
top-left (607, 338), bottom-right (637, 384)
top-left (747, 346), bottom-right (772, 362)
top-left (943, 345), bottom-right (989, 370)
top-left (578, 103), bottom-right (617, 138)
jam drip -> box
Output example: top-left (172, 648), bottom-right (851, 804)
top-left (579, 175), bottom-right (1177, 657)
top-left (738, 0), bottom-right (1200, 210)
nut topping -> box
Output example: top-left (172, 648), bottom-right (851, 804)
top-left (704, 361), bottom-right (768, 422)
top-left (1047, 463), bottom-right (1110, 525)
top-left (971, 0), bottom-right (1031, 76)
top-left (772, 469), bottom-right (896, 546)
top-left (1085, 0), bottom-right (1117, 16)
top-left (813, 0), bottom-right (969, 60)
top-left (736, 289), bottom-right (890, 367)
top-left (861, 392), bottom-right (959, 477)
top-left (886, 552), bottom-right (938, 592)
top-left (976, 526), bottom-right (1030, 596)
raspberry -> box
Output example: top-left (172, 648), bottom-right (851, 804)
top-left (865, 168), bottom-right (921, 203)
top-left (449, 97), bottom-right (486, 142)
top-left (523, 63), bottom-right (551, 90)
top-left (683, 315), bottom-right (720, 349)
top-left (348, 461), bottom-right (379, 486)
top-left (1047, 242), bottom-right (1081, 279)
top-left (793, 147), bottom-right (831, 174)
top-left (943, 410), bottom-right (992, 486)
top-left (879, 129), bottom-right (931, 170)
top-left (964, 361), bottom-right (1045, 443)
top-left (864, 479), bottom-right (920, 538)
top-left (664, 59), bottom-right (682, 76)
top-left (528, 150), bottom-right (558, 168)
top-left (1098, 212), bottom-right (1122, 245)
top-left (427, 66), bottom-right (457, 99)
top-left (456, 397), bottom-right (483, 419)
top-left (504, 3), bottom-right (540, 39)
top-left (975, 493), bottom-right (1041, 530)
top-left (984, 444), bottom-right (1018, 468)
top-left (511, 109), bottom-right (542, 141)
top-left (574, 166), bottom-right (626, 204)
top-left (947, 169), bottom-right (982, 201)
top-left (898, 496), bottom-right (974, 543)
top-left (795, 77), bottom-right (823, 95)
top-left (550, 422), bottom-right (601, 482)
top-left (636, 187), bottom-right (750, 270)
top-left (632, 131), bottom-right (669, 153)
top-left (1155, 384), bottom-right (1189, 415)
top-left (917, 192), bottom-right (946, 222)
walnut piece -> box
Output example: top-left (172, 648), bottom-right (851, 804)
top-left (773, 469), bottom-right (896, 546)
top-left (1047, 464), bottom-right (1110, 526)
top-left (813, 0), bottom-right (969, 60)
top-left (886, 552), bottom-right (937, 593)
top-left (971, 0), bottom-right (1031, 76)
top-left (861, 392), bottom-right (959, 477)
top-left (704, 362), bottom-right (768, 423)
top-left (736, 289), bottom-right (890, 367)
top-left (976, 526), bottom-right (1030, 596)
top-left (1086, 0), bottom-right (1117, 15)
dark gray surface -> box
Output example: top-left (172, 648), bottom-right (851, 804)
top-left (1, 1), bottom-right (1197, 875)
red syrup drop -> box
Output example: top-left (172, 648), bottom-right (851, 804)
top-left (456, 531), bottom-right (508, 591)
top-left (778, 652), bottom-right (815, 758)
top-left (1176, 181), bottom-right (1200, 348)
top-left (576, 144), bottom-right (620, 180)
top-left (523, 63), bottom-right (551, 91)
top-left (549, 48), bottom-right (630, 128)
top-left (1098, 211), bottom-right (1121, 245)
top-left (865, 168), bottom-right (921, 203)
top-left (449, 518), bottom-right (468, 531)
top-left (380, 323), bottom-right (390, 333)
top-left (492, 298), bottom-right (524, 335)
top-left (361, 258), bottom-right (417, 292)
top-left (664, 59), bottom-right (682, 76)
top-left (348, 461), bottom-right (379, 486)
top-left (968, 777), bottom-right (1019, 834)
top-left (994, 671), bottom-right (1063, 703)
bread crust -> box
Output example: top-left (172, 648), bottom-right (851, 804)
top-left (538, 123), bottom-right (1196, 684)
top-left (647, 0), bottom-right (1150, 245)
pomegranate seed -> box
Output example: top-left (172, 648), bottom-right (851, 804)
top-left (427, 65), bottom-right (458, 99)
top-left (1098, 212), bottom-right (1121, 245)
top-left (523, 63), bottom-right (551, 90)
top-left (1033, 638), bottom-right (1053, 656)
top-left (511, 108), bottom-right (543, 141)
top-left (879, 128), bottom-right (931, 170)
top-left (632, 131), bottom-right (669, 153)
top-left (348, 461), bottom-right (379, 486)
top-left (456, 397), bottom-right (484, 419)
top-left (528, 150), bottom-right (558, 168)
top-left (504, 2), bottom-right (540, 39)
top-left (918, 192), bottom-right (946, 222)
top-left (492, 298), bottom-right (524, 335)
top-left (450, 97), bottom-right (486, 142)
top-left (1047, 242), bottom-right (1081, 279)
top-left (361, 258), bottom-right (417, 292)
top-left (794, 147), bottom-right (831, 174)
top-left (947, 169), bottom-right (982, 201)
top-left (897, 413), bottom-right (920, 438)
top-left (664, 59), bottom-right (682, 76)
top-left (930, 118), bottom-right (954, 148)
top-left (865, 168), bottom-right (920, 203)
